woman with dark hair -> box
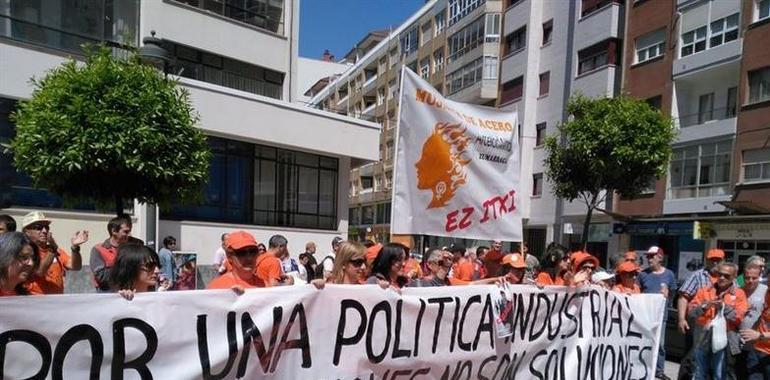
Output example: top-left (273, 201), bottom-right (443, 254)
top-left (535, 243), bottom-right (572, 286)
top-left (367, 243), bottom-right (409, 289)
top-left (110, 244), bottom-right (161, 300)
top-left (0, 232), bottom-right (37, 296)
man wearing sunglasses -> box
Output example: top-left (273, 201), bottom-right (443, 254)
top-left (409, 248), bottom-right (453, 287)
top-left (22, 211), bottom-right (88, 294)
top-left (208, 230), bottom-right (265, 290)
top-left (688, 262), bottom-right (748, 380)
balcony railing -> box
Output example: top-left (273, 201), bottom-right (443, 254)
top-left (674, 106), bottom-right (736, 128)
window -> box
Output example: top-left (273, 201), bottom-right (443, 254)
top-left (420, 57), bottom-right (431, 79)
top-left (485, 13), bottom-right (501, 43)
top-left (362, 205), bottom-right (374, 225)
top-left (389, 48), bottom-right (399, 68)
top-left (709, 13), bottom-right (739, 48)
top-left (505, 26), bottom-right (526, 55)
top-left (435, 9), bottom-right (446, 35)
top-left (448, 0), bottom-right (487, 26)
top-left (374, 176), bottom-right (382, 191)
top-left (448, 15), bottom-right (486, 62)
top-left (542, 20), bottom-right (553, 46)
top-left (446, 56), bottom-right (496, 94)
top-left (581, 0), bottom-right (620, 17)
top-left (749, 67), bottom-right (770, 104)
top-left (375, 203), bottom-right (391, 224)
top-left (385, 171), bottom-right (393, 189)
top-left (386, 141), bottom-right (395, 161)
top-left (337, 84), bottom-right (348, 100)
top-left (539, 71), bottom-right (550, 96)
top-left (743, 148), bottom-right (770, 182)
top-left (532, 173), bottom-right (543, 196)
top-left (171, 0), bottom-right (285, 33)
top-left (400, 27), bottom-right (419, 56)
top-left (669, 140), bottom-right (732, 199)
top-left (378, 58), bottom-right (387, 74)
top-left (407, 60), bottom-right (418, 73)
top-left (698, 93), bottom-right (714, 124)
top-left (361, 176), bottom-right (373, 189)
top-left (483, 56), bottom-right (498, 79)
top-left (635, 29), bottom-right (665, 64)
top-left (535, 123), bottom-right (547, 146)
top-left (349, 208), bottom-right (361, 225)
top-left (166, 137), bottom-right (338, 229)
top-left (433, 49), bottom-right (445, 73)
top-left (377, 87), bottom-right (386, 105)
top-left (500, 76), bottom-right (524, 104)
top-left (726, 87), bottom-right (737, 117)
top-left (389, 79), bottom-right (398, 99)
top-left (421, 22), bottom-right (432, 45)
top-left (646, 95), bottom-right (662, 110)
top-left (759, 0), bottom-right (770, 22)
top-left (680, 26), bottom-right (707, 57)
top-left (0, 0), bottom-right (138, 56)
top-left (577, 39), bottom-right (619, 75)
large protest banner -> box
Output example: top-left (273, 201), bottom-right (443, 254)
top-left (391, 68), bottom-right (521, 241)
top-left (0, 285), bottom-right (664, 379)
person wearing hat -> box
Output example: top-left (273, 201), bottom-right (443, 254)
top-left (208, 230), bottom-right (265, 290)
top-left (678, 248), bottom-right (727, 336)
top-left (22, 211), bottom-right (88, 295)
top-left (500, 253), bottom-right (528, 285)
top-left (571, 251), bottom-right (600, 287)
top-left (636, 246), bottom-right (677, 380)
top-left (592, 271), bottom-right (615, 289)
top-left (613, 261), bottom-right (641, 295)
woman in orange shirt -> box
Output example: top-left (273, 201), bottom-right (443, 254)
top-left (612, 261), bottom-right (641, 295)
top-left (0, 232), bottom-right (37, 296)
top-left (536, 244), bottom-right (571, 286)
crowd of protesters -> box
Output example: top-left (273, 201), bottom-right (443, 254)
top-left (4, 211), bottom-right (770, 378)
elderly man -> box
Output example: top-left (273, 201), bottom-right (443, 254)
top-left (688, 262), bottom-right (748, 380)
top-left (22, 211), bottom-right (88, 294)
top-left (409, 248), bottom-right (454, 287)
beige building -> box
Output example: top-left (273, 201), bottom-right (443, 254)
top-left (309, 0), bottom-right (504, 245)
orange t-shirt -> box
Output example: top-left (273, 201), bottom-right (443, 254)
top-left (404, 258), bottom-right (423, 278)
top-left (207, 272), bottom-right (264, 289)
top-left (754, 292), bottom-right (770, 355)
top-left (484, 250), bottom-right (505, 278)
top-left (688, 286), bottom-right (748, 329)
top-left (536, 272), bottom-right (566, 286)
top-left (26, 247), bottom-right (70, 295)
top-left (255, 254), bottom-right (282, 287)
top-left (452, 258), bottom-right (475, 282)
top-left (613, 283), bottom-right (641, 295)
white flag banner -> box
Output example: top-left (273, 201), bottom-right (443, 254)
top-left (391, 67), bottom-right (522, 241)
top-left (0, 285), bottom-right (664, 379)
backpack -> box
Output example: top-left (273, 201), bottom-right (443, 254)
top-left (315, 255), bottom-right (334, 279)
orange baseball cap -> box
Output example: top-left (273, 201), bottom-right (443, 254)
top-left (225, 230), bottom-right (258, 251)
top-left (623, 251), bottom-right (638, 261)
top-left (706, 248), bottom-right (725, 260)
top-left (502, 253), bottom-right (527, 269)
top-left (572, 252), bottom-right (600, 272)
top-left (616, 261), bottom-right (641, 274)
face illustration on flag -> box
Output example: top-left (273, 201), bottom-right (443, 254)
top-left (392, 68), bottom-right (522, 241)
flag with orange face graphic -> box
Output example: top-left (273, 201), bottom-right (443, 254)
top-left (391, 68), bottom-right (522, 241)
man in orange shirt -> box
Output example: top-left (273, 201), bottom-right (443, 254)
top-left (483, 240), bottom-right (505, 279)
top-left (256, 235), bottom-right (294, 287)
top-left (612, 261), bottom-right (641, 295)
top-left (22, 211), bottom-right (88, 295)
top-left (739, 289), bottom-right (770, 379)
top-left (688, 262), bottom-right (748, 380)
top-left (208, 230), bottom-right (265, 290)
top-left (449, 244), bottom-right (474, 282)
top-left (500, 253), bottom-right (527, 285)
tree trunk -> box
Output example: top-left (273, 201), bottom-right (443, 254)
top-left (115, 195), bottom-right (124, 217)
top-left (581, 205), bottom-right (594, 250)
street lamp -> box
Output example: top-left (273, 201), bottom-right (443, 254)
top-left (138, 30), bottom-right (172, 75)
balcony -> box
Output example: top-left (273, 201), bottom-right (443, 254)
top-left (572, 65), bottom-right (618, 98)
top-left (500, 46), bottom-right (527, 84)
top-left (673, 38), bottom-right (742, 78)
top-left (675, 107), bottom-right (737, 143)
top-left (575, 3), bottom-right (623, 51)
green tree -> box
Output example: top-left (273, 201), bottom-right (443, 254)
top-left (544, 94), bottom-right (676, 246)
top-left (10, 47), bottom-right (211, 216)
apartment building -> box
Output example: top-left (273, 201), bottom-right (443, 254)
top-left (497, 0), bottom-right (625, 262)
top-left (617, 0), bottom-right (770, 279)
top-left (309, 0), bottom-right (504, 246)
top-left (0, 0), bottom-right (379, 287)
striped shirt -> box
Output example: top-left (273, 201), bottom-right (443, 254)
top-left (679, 269), bottom-right (714, 298)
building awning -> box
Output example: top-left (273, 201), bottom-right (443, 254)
top-left (715, 200), bottom-right (770, 214)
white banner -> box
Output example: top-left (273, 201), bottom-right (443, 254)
top-left (392, 68), bottom-right (522, 241)
top-left (0, 285), bottom-right (665, 379)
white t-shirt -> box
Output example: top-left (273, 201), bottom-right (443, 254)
top-left (213, 247), bottom-right (226, 270)
top-left (322, 252), bottom-right (336, 276)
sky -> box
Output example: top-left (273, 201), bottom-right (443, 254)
top-left (299, 0), bottom-right (425, 60)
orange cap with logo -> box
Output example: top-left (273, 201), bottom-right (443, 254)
top-left (225, 230), bottom-right (259, 251)
top-left (502, 253), bottom-right (527, 269)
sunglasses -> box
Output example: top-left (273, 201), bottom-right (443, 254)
top-left (717, 272), bottom-right (733, 279)
top-left (430, 259), bottom-right (451, 267)
top-left (349, 258), bottom-right (366, 267)
top-left (29, 223), bottom-right (50, 231)
top-left (581, 265), bottom-right (596, 271)
top-left (234, 247), bottom-right (259, 257)
top-left (141, 262), bottom-right (159, 272)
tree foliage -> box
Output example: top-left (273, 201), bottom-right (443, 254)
top-left (10, 47), bottom-right (211, 215)
top-left (544, 94), bottom-right (676, 245)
